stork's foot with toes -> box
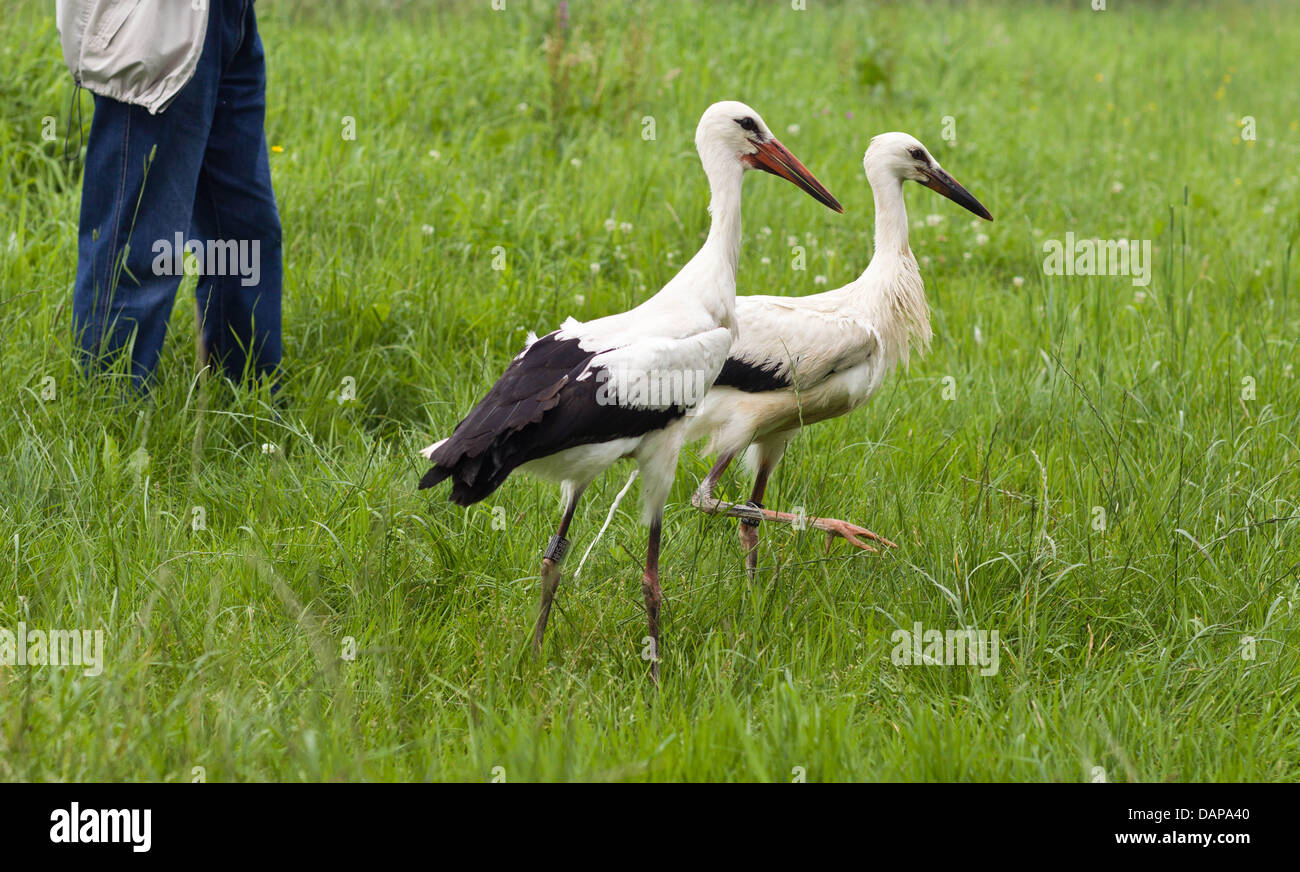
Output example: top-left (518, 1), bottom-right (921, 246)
top-left (692, 489), bottom-right (895, 555)
top-left (691, 451), bottom-right (895, 578)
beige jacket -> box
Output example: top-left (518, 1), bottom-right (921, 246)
top-left (56, 1), bottom-right (209, 114)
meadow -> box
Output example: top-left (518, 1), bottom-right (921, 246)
top-left (1, 0), bottom-right (1297, 781)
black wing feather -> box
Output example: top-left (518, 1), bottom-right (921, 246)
top-left (420, 333), bottom-right (683, 505)
top-left (714, 355), bottom-right (793, 393)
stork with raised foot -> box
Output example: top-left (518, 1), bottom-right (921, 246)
top-left (419, 101), bottom-right (842, 680)
top-left (687, 132), bottom-right (992, 577)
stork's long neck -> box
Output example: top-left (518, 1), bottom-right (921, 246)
top-left (869, 169), bottom-right (911, 257)
top-left (849, 168), bottom-right (932, 364)
top-left (661, 158), bottom-right (743, 333)
top-left (702, 164), bottom-right (744, 276)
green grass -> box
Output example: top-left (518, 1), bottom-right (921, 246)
top-left (2, 0), bottom-right (1298, 782)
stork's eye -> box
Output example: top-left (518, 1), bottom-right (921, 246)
top-left (736, 117), bottom-right (759, 133)
top-left (908, 147), bottom-right (926, 161)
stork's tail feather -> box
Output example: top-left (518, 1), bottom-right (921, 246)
top-left (418, 464), bottom-right (511, 506)
top-left (418, 449), bottom-right (516, 506)
top-left (417, 465), bottom-right (452, 491)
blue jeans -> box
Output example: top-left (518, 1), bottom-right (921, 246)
top-left (73, 0), bottom-right (282, 390)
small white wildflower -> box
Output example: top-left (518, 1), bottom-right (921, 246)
top-left (619, 222), bottom-right (633, 233)
top-left (760, 226), bottom-right (772, 237)
top-left (1134, 290), bottom-right (1147, 303)
top-left (787, 235), bottom-right (799, 247)
top-left (604, 218), bottom-right (617, 232)
top-left (574, 294), bottom-right (586, 305)
top-left (261, 442), bottom-right (279, 455)
top-left (973, 325), bottom-right (984, 345)
top-left (976, 233), bottom-right (989, 245)
top-left (813, 275), bottom-right (827, 285)
top-left (760, 257), bottom-right (771, 265)
top-left (786, 124), bottom-right (800, 135)
top-left (1012, 276), bottom-right (1025, 287)
top-left (666, 251), bottom-right (676, 263)
top-left (428, 149), bottom-right (441, 160)
top-left (589, 262), bottom-right (601, 274)
top-left (962, 251), bottom-right (972, 261)
top-left (517, 102), bottom-right (529, 112)
top-left (421, 224), bottom-right (434, 235)
top-left (1110, 181), bottom-right (1124, 193)
top-left (926, 214), bottom-right (944, 226)
top-left (570, 157), bottom-right (582, 168)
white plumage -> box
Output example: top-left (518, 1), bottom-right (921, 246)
top-left (419, 100), bottom-right (842, 680)
top-left (689, 132), bottom-right (992, 572)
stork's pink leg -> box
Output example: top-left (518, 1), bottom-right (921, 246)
top-left (693, 452), bottom-right (736, 503)
top-left (736, 464), bottom-right (773, 579)
top-left (533, 488), bottom-right (584, 654)
top-left (642, 516), bottom-right (663, 684)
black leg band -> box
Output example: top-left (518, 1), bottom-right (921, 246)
top-left (542, 535), bottom-right (570, 563)
top-left (740, 500), bottom-right (763, 528)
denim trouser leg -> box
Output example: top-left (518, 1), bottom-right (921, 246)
top-left (72, 0), bottom-right (281, 390)
top-left (73, 90), bottom-right (214, 386)
top-left (193, 14), bottom-right (283, 382)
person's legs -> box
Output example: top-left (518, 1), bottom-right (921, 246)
top-left (193, 0), bottom-right (283, 386)
top-left (71, 9), bottom-right (227, 390)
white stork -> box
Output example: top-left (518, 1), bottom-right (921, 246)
top-left (687, 132), bottom-right (992, 575)
top-left (419, 101), bottom-right (842, 679)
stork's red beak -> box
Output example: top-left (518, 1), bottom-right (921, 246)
top-left (743, 138), bottom-right (843, 213)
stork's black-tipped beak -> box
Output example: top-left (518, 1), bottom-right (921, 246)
top-left (743, 138), bottom-right (844, 213)
top-left (920, 167), bottom-right (992, 221)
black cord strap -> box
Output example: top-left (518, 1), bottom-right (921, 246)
top-left (63, 82), bottom-right (84, 162)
